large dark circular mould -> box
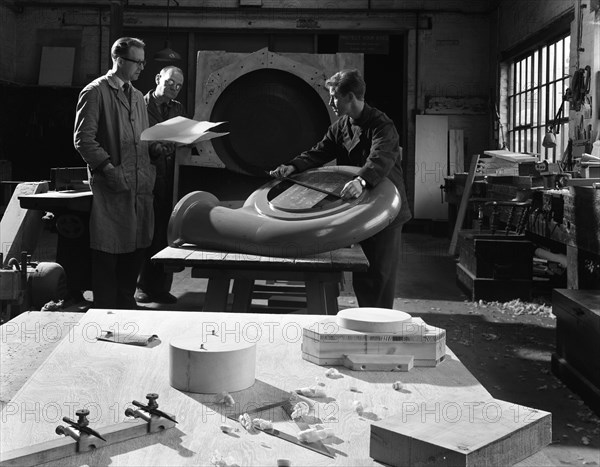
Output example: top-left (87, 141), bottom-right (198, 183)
top-left (210, 68), bottom-right (331, 176)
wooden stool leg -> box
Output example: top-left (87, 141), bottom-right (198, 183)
top-left (305, 276), bottom-right (340, 315)
top-left (203, 277), bottom-right (230, 311)
top-left (305, 280), bottom-right (326, 315)
top-left (232, 278), bottom-right (254, 312)
top-left (323, 281), bottom-right (340, 315)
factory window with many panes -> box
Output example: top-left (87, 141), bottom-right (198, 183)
top-left (506, 34), bottom-right (571, 162)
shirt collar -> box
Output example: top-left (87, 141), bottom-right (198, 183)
top-left (350, 103), bottom-right (371, 126)
top-left (151, 91), bottom-right (172, 107)
top-left (113, 75), bottom-right (128, 90)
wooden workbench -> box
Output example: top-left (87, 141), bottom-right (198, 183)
top-left (0, 309), bottom-right (550, 466)
top-left (152, 245), bottom-right (369, 314)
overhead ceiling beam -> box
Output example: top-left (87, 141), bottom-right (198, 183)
top-left (10, 0), bottom-right (501, 15)
top-left (59, 8), bottom-right (434, 31)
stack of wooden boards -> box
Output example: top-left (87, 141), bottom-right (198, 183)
top-left (478, 150), bottom-right (538, 176)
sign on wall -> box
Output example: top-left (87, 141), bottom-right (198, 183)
top-left (338, 34), bottom-right (389, 55)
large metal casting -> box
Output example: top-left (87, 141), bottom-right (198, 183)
top-left (167, 166), bottom-right (401, 257)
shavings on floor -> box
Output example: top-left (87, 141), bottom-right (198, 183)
top-left (475, 299), bottom-right (555, 319)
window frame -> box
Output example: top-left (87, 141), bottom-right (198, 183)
top-left (504, 33), bottom-right (571, 162)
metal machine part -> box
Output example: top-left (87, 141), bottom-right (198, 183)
top-left (210, 68), bottom-right (331, 176)
top-left (167, 166), bottom-right (401, 258)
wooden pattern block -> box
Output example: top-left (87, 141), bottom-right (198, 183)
top-left (370, 398), bottom-right (552, 467)
top-left (170, 334), bottom-right (256, 393)
top-left (342, 354), bottom-right (414, 372)
top-left (302, 317), bottom-right (446, 368)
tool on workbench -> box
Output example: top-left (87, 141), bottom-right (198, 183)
top-left (267, 171), bottom-right (343, 198)
top-left (227, 397), bottom-right (334, 458)
top-left (56, 408), bottom-right (107, 445)
top-left (0, 393), bottom-right (178, 467)
top-left (129, 393), bottom-right (178, 426)
top-left (98, 330), bottom-right (159, 346)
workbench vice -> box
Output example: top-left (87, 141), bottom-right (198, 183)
top-left (0, 393), bottom-right (177, 467)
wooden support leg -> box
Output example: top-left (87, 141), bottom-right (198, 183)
top-left (231, 278), bottom-right (254, 312)
top-left (203, 277), bottom-right (231, 311)
top-left (323, 281), bottom-right (340, 315)
top-left (305, 276), bottom-right (340, 315)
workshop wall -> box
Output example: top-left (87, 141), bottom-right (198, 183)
top-left (405, 11), bottom-right (493, 211)
top-left (0, 3), bottom-right (17, 83)
top-left (0, 0), bottom-right (589, 214)
top-left (498, 0), bottom-right (575, 52)
top-left (569, 2), bottom-right (599, 145)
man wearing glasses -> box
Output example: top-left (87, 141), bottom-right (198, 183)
top-left (136, 66), bottom-right (187, 304)
top-left (74, 37), bottom-right (163, 309)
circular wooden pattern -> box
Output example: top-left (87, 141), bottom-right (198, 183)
top-left (169, 334), bottom-right (256, 394)
top-left (336, 308), bottom-right (412, 333)
top-left (210, 68), bottom-right (331, 176)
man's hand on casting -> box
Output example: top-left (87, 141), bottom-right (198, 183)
top-left (340, 178), bottom-right (364, 199)
top-left (269, 164), bottom-right (296, 179)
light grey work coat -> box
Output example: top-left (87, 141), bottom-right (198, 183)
top-left (74, 71), bottom-right (156, 254)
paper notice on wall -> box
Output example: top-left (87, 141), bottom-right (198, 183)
top-left (141, 116), bottom-right (228, 145)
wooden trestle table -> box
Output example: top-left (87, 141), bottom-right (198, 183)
top-left (152, 245), bottom-right (369, 314)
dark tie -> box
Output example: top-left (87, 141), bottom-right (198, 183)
top-left (123, 83), bottom-right (131, 103)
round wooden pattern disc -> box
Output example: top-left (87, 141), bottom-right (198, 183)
top-left (169, 334), bottom-right (256, 394)
top-left (336, 307), bottom-right (412, 333)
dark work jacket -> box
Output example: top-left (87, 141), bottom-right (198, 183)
top-left (289, 103), bottom-right (412, 226)
top-left (144, 91), bottom-right (187, 206)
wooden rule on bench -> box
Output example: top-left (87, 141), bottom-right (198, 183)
top-left (269, 171), bottom-right (351, 212)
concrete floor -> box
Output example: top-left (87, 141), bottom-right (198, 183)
top-left (2, 230), bottom-right (599, 465)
